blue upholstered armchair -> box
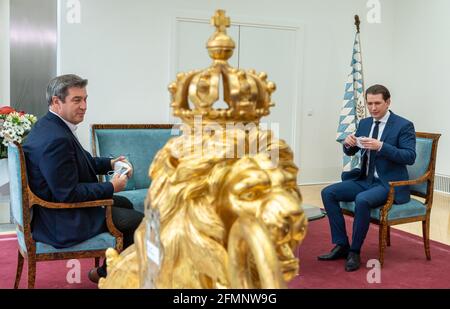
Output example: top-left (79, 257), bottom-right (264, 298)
top-left (340, 132), bottom-right (441, 265)
top-left (8, 142), bottom-right (123, 288)
top-left (91, 124), bottom-right (177, 213)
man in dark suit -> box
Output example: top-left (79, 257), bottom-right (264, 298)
top-left (318, 84), bottom-right (416, 271)
top-left (23, 74), bottom-right (144, 282)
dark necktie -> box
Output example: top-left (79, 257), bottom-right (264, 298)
top-left (366, 121), bottom-right (381, 183)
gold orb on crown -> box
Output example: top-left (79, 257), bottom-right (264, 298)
top-left (168, 10), bottom-right (276, 126)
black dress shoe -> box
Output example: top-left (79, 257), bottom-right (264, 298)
top-left (345, 252), bottom-right (361, 272)
top-left (317, 245), bottom-right (349, 260)
top-left (88, 267), bottom-right (106, 284)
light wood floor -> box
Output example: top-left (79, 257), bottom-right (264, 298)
top-left (300, 184), bottom-right (450, 246)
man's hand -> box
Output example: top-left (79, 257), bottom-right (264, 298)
top-left (111, 156), bottom-right (133, 178)
top-left (344, 134), bottom-right (357, 147)
top-left (111, 173), bottom-right (128, 192)
top-left (360, 137), bottom-right (383, 151)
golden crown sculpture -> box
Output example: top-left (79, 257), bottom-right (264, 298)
top-left (169, 10), bottom-right (276, 125)
top-left (99, 10), bottom-right (307, 289)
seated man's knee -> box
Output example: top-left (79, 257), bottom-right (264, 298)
top-left (321, 184), bottom-right (341, 208)
top-left (113, 195), bottom-right (134, 209)
top-left (321, 185), bottom-right (333, 200)
top-left (354, 194), bottom-right (370, 210)
top-left (132, 212), bottom-right (144, 230)
top-left (321, 182), bottom-right (342, 199)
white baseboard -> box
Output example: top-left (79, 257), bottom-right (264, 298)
top-left (298, 181), bottom-right (337, 186)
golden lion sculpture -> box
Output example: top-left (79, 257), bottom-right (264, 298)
top-left (100, 128), bottom-right (307, 289)
top-left (149, 128), bottom-right (306, 288)
top-left (99, 10), bottom-right (307, 289)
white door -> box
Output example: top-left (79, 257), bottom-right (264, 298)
top-left (239, 25), bottom-right (301, 168)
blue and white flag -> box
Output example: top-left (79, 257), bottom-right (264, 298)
top-left (336, 32), bottom-right (366, 171)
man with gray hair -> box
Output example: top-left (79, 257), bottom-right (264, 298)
top-left (23, 74), bottom-right (144, 283)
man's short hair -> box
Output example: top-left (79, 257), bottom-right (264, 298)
top-left (365, 84), bottom-right (391, 101)
top-left (46, 74), bottom-right (88, 106)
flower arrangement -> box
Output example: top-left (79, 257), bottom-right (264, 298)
top-left (0, 106), bottom-right (37, 159)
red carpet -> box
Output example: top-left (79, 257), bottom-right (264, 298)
top-left (0, 234), bottom-right (98, 289)
top-left (1, 215), bottom-right (450, 289)
top-left (289, 215), bottom-right (450, 288)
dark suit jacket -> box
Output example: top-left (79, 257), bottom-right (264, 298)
top-left (342, 111), bottom-right (416, 204)
top-left (23, 112), bottom-right (114, 248)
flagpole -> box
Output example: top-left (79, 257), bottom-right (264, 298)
top-left (354, 14), bottom-right (360, 33)
top-left (354, 14), bottom-right (367, 118)
top-left (336, 14), bottom-right (367, 170)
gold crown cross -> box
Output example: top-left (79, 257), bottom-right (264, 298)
top-left (211, 10), bottom-right (230, 32)
top-left (169, 10), bottom-right (275, 125)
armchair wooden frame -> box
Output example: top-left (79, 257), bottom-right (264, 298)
top-left (11, 142), bottom-right (123, 288)
top-left (342, 132), bottom-right (441, 266)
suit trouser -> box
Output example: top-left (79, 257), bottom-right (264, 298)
top-left (98, 195), bottom-right (144, 276)
top-left (321, 178), bottom-right (389, 252)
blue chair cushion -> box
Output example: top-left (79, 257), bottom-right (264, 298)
top-left (340, 198), bottom-right (426, 221)
top-left (408, 137), bottom-right (432, 195)
top-left (115, 188), bottom-right (148, 214)
top-left (36, 232), bottom-right (116, 254)
top-left (8, 145), bottom-right (24, 227)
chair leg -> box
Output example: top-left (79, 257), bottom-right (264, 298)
top-left (95, 257), bottom-right (100, 268)
top-left (386, 226), bottom-right (391, 247)
top-left (422, 218), bottom-right (431, 260)
top-left (379, 224), bottom-right (387, 266)
top-left (27, 257), bottom-right (36, 289)
top-left (14, 250), bottom-right (24, 289)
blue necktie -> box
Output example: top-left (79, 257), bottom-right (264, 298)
top-left (366, 121), bottom-right (380, 183)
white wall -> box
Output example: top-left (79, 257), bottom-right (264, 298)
top-left (391, 0), bottom-right (450, 176)
top-left (58, 0), bottom-right (396, 184)
top-left (0, 0), bottom-right (9, 108)
top-left (0, 0), bottom-right (10, 223)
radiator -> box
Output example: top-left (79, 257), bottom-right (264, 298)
top-left (434, 174), bottom-right (450, 194)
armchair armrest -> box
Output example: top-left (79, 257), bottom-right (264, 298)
top-left (28, 187), bottom-right (123, 252)
top-left (105, 206), bottom-right (123, 252)
top-left (388, 171), bottom-right (431, 188)
top-left (380, 171), bottom-right (431, 217)
top-left (28, 188), bottom-right (113, 209)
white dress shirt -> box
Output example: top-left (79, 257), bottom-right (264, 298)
top-left (49, 110), bottom-right (79, 139)
top-left (366, 110), bottom-right (391, 178)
